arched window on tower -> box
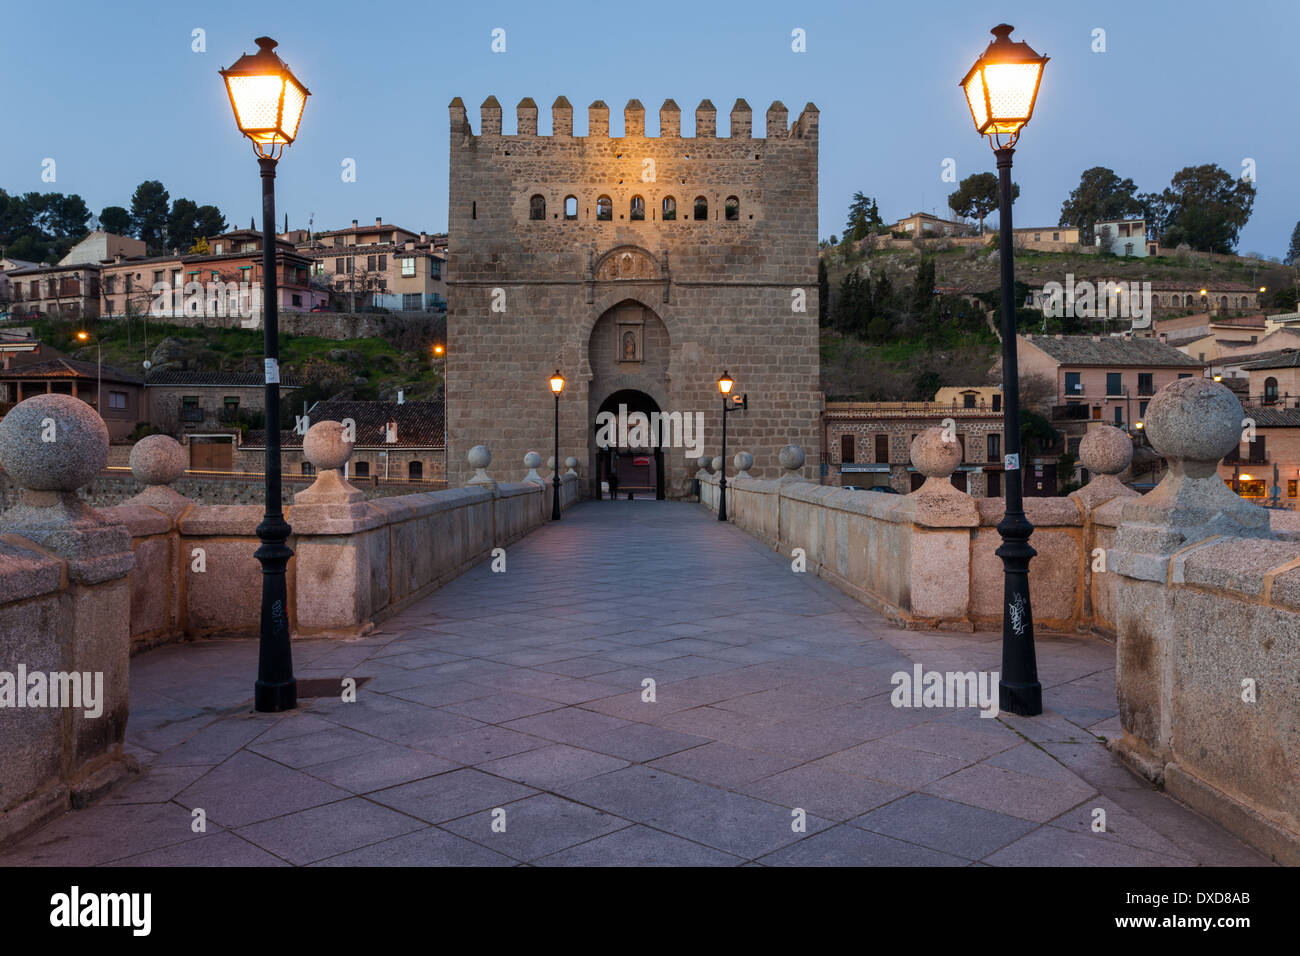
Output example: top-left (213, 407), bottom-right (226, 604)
top-left (630, 196), bottom-right (645, 221)
top-left (564, 196), bottom-right (577, 220)
top-left (596, 195), bottom-right (613, 221)
top-left (529, 195), bottom-right (546, 220)
top-left (693, 196), bottom-right (708, 221)
top-left (662, 196), bottom-right (677, 221)
top-left (725, 196), bottom-right (739, 221)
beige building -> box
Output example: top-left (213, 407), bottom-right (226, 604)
top-left (445, 95), bottom-right (823, 495)
top-left (1012, 225), bottom-right (1081, 252)
top-left (5, 263), bottom-right (101, 320)
top-left (296, 218), bottom-right (448, 312)
top-left (822, 401), bottom-right (1006, 496)
top-left (58, 230), bottom-right (146, 266)
top-left (889, 212), bottom-right (974, 237)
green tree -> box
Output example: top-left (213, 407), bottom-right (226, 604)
top-left (844, 192), bottom-right (883, 243)
top-left (948, 172), bottom-right (1018, 235)
top-left (130, 180), bottom-right (170, 254)
top-left (1058, 167), bottom-right (1144, 244)
top-left (194, 204), bottom-right (227, 239)
top-left (1149, 164), bottom-right (1255, 253)
top-left (1287, 220), bottom-right (1300, 265)
top-left (167, 198), bottom-right (200, 252)
top-left (99, 205), bottom-right (132, 235)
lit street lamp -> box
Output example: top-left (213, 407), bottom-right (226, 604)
top-left (550, 370), bottom-right (565, 520)
top-left (220, 36), bottom-right (310, 713)
top-left (433, 344), bottom-right (447, 483)
top-left (960, 23), bottom-right (1048, 716)
top-left (715, 371), bottom-right (747, 521)
top-left (75, 330), bottom-right (101, 418)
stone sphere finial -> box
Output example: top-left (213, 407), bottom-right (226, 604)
top-left (910, 428), bottom-right (961, 478)
top-left (711, 455), bottom-right (724, 473)
top-left (468, 444), bottom-right (491, 469)
top-left (1144, 378), bottom-right (1241, 468)
top-left (778, 443), bottom-right (806, 472)
top-left (129, 434), bottom-right (186, 486)
top-left (302, 420), bottom-right (354, 472)
top-left (697, 456), bottom-right (711, 471)
top-left (546, 455), bottom-right (556, 472)
top-left (1078, 425), bottom-right (1132, 476)
top-left (524, 451), bottom-right (542, 469)
top-left (564, 456), bottom-right (579, 475)
top-left (0, 394), bottom-right (107, 492)
top-left (734, 451), bottom-right (753, 477)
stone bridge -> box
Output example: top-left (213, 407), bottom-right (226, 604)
top-left (0, 378), bottom-right (1295, 865)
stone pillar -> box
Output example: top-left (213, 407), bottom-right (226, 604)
top-left (902, 428), bottom-right (978, 623)
top-left (551, 96), bottom-right (573, 137)
top-left (765, 101), bottom-right (789, 138)
top-left (122, 434), bottom-right (192, 518)
top-left (290, 420), bottom-right (381, 636)
top-left (466, 445), bottom-right (496, 488)
top-left (695, 99), bottom-right (716, 138)
top-left (624, 99), bottom-right (645, 137)
top-left (564, 456), bottom-right (579, 477)
top-left (729, 98), bottom-right (752, 138)
top-left (659, 99), bottom-right (681, 138)
top-left (480, 96), bottom-right (502, 135)
top-left (588, 100), bottom-right (609, 137)
top-left (1071, 425), bottom-right (1138, 511)
top-left (523, 452), bottom-right (544, 484)
top-left (516, 97), bottom-right (538, 136)
top-left (0, 394), bottom-right (134, 844)
top-left (1109, 379), bottom-right (1270, 781)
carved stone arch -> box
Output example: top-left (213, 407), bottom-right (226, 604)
top-left (577, 289), bottom-right (682, 382)
top-left (593, 244), bottom-right (659, 280)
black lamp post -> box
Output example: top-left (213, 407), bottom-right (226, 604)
top-left (960, 23), bottom-right (1048, 716)
top-left (550, 370), bottom-right (565, 519)
top-left (221, 36), bottom-right (310, 713)
top-left (716, 371), bottom-right (746, 521)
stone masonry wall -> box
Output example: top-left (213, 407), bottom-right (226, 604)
top-left (445, 96), bottom-right (823, 496)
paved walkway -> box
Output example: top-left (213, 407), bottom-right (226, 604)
top-left (3, 501), bottom-right (1270, 866)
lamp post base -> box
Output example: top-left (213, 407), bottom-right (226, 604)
top-left (255, 678), bottom-right (297, 712)
top-left (999, 679), bottom-right (1042, 717)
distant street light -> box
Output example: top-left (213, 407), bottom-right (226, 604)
top-left (220, 36), bottom-right (310, 713)
top-left (75, 330), bottom-right (102, 417)
top-left (960, 23), bottom-right (1048, 717)
top-left (550, 370), bottom-right (565, 520)
top-left (716, 371), bottom-right (746, 521)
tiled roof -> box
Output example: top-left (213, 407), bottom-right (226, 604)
top-left (145, 370), bottom-right (299, 388)
top-left (1239, 350), bottom-right (1300, 371)
top-left (1242, 407), bottom-right (1300, 427)
top-left (0, 356), bottom-right (142, 384)
top-left (1020, 334), bottom-right (1204, 367)
top-left (245, 399), bottom-right (445, 448)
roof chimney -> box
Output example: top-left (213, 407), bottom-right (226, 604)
top-left (397, 389), bottom-right (404, 404)
top-left (351, 219), bottom-right (358, 229)
top-left (376, 217), bottom-right (382, 226)
top-left (1158, 332), bottom-right (1167, 343)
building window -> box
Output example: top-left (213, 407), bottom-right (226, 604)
top-left (840, 434), bottom-right (855, 464)
top-left (403, 293), bottom-right (421, 310)
top-left (430, 260), bottom-right (441, 279)
top-left (1289, 480), bottom-right (1296, 498)
top-left (963, 392), bottom-right (976, 409)
top-left (1265, 377), bottom-right (1279, 404)
top-left (693, 196), bottom-right (708, 221)
top-left (1106, 372), bottom-right (1122, 396)
top-left (725, 196), bottom-right (739, 221)
top-left (1064, 372), bottom-right (1081, 395)
top-left (529, 194), bottom-right (546, 220)
top-left (1178, 373), bottom-right (1191, 379)
top-left (662, 196), bottom-right (676, 221)
top-left (1139, 400), bottom-right (1149, 419)
top-left (401, 257), bottom-right (415, 278)
top-left (988, 471), bottom-right (1001, 497)
top-left (408, 460), bottom-right (423, 481)
top-left (1138, 372), bottom-right (1154, 396)
top-left (1052, 232), bottom-right (1059, 241)
top-left (291, 294), bottom-right (302, 306)
top-left (874, 434), bottom-right (889, 463)
top-left (354, 461), bottom-right (370, 477)
top-left (108, 391), bottom-right (127, 410)
top-left (992, 394), bottom-right (1001, 412)
top-left (1113, 405), bottom-right (1123, 425)
top-left (987, 433), bottom-right (1001, 460)
top-left (181, 396), bottom-right (202, 423)
top-left (629, 195), bottom-right (645, 221)
top-left (593, 196), bottom-right (612, 221)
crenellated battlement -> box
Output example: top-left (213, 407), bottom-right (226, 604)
top-left (448, 96), bottom-right (818, 141)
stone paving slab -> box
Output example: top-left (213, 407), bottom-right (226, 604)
top-left (0, 500), bottom-right (1274, 866)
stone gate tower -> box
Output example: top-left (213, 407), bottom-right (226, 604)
top-left (445, 95), bottom-right (822, 496)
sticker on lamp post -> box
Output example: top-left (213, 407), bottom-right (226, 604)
top-left (1004, 453), bottom-right (1020, 472)
top-left (265, 358), bottom-right (280, 384)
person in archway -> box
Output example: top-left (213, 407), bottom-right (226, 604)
top-left (607, 461), bottom-right (619, 501)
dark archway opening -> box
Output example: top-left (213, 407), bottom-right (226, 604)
top-left (596, 389), bottom-right (665, 500)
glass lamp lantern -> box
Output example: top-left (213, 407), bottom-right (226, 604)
top-left (960, 24), bottom-right (1048, 147)
top-left (220, 37), bottom-right (310, 158)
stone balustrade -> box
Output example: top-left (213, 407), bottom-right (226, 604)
top-left (700, 378), bottom-right (1299, 863)
top-left (0, 398), bottom-right (577, 845)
